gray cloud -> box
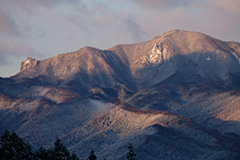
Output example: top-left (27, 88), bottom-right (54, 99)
top-left (0, 8), bottom-right (20, 36)
top-left (211, 0), bottom-right (240, 14)
top-left (7, 0), bottom-right (66, 8)
top-left (123, 16), bottom-right (146, 41)
top-left (0, 41), bottom-right (44, 60)
top-left (0, 54), bottom-right (7, 66)
top-left (0, 0), bottom-right (239, 76)
top-left (66, 15), bottom-right (89, 33)
top-left (128, 0), bottom-right (196, 9)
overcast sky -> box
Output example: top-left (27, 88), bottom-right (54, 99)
top-left (0, 0), bottom-right (240, 77)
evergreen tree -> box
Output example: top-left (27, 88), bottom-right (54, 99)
top-left (34, 146), bottom-right (51, 160)
top-left (71, 153), bottom-right (79, 160)
top-left (0, 130), bottom-right (33, 160)
top-left (88, 148), bottom-right (97, 160)
top-left (126, 143), bottom-right (137, 160)
top-left (0, 130), bottom-right (11, 160)
top-left (0, 131), bottom-right (79, 160)
top-left (51, 137), bottom-right (71, 160)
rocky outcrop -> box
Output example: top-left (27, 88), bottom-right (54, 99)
top-left (20, 57), bottom-right (39, 72)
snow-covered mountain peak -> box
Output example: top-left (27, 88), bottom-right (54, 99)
top-left (14, 30), bottom-right (240, 89)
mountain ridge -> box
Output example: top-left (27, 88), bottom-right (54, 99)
top-left (13, 30), bottom-right (240, 89)
top-left (1, 29), bottom-right (240, 159)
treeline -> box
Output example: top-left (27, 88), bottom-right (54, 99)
top-left (0, 130), bottom-right (78, 160)
top-left (0, 130), bottom-right (137, 160)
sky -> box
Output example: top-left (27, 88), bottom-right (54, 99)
top-left (0, 0), bottom-right (240, 77)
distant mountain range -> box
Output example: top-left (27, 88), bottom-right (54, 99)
top-left (1, 30), bottom-right (240, 159)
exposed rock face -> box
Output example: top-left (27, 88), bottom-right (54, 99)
top-left (20, 57), bottom-right (39, 72)
top-left (1, 30), bottom-right (240, 159)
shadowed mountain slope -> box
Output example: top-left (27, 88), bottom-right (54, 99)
top-left (62, 104), bottom-right (240, 159)
top-left (0, 30), bottom-right (240, 159)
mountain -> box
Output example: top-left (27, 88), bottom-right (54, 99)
top-left (1, 30), bottom-right (240, 159)
top-left (13, 30), bottom-right (240, 88)
top-left (62, 103), bottom-right (240, 160)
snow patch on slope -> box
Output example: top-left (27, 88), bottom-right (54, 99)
top-left (136, 44), bottom-right (165, 65)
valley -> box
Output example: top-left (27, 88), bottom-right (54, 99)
top-left (1, 30), bottom-right (240, 159)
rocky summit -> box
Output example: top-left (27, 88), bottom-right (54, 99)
top-left (1, 30), bottom-right (240, 159)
